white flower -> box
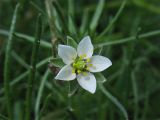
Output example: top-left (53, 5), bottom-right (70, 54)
top-left (55, 36), bottom-right (112, 94)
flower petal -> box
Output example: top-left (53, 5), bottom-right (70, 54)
top-left (77, 36), bottom-right (93, 59)
top-left (88, 55), bottom-right (112, 72)
top-left (55, 65), bottom-right (76, 81)
top-left (77, 72), bottom-right (96, 94)
top-left (58, 45), bottom-right (77, 64)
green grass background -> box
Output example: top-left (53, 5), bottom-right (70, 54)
top-left (0, 0), bottom-right (160, 120)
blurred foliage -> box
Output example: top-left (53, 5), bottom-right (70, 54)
top-left (0, 0), bottom-right (160, 120)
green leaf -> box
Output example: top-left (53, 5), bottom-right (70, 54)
top-left (3, 3), bottom-right (21, 119)
top-left (68, 15), bottom-right (77, 36)
top-left (50, 58), bottom-right (65, 68)
top-left (95, 29), bottom-right (160, 48)
top-left (25, 14), bottom-right (42, 120)
top-left (95, 73), bottom-right (107, 83)
top-left (79, 9), bottom-right (89, 37)
top-left (90, 0), bottom-right (105, 33)
top-left (67, 36), bottom-right (78, 48)
top-left (97, 0), bottom-right (127, 39)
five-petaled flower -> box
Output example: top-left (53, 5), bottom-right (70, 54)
top-left (55, 36), bottom-right (112, 94)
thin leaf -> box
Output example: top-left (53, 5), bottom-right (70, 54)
top-left (3, 3), bottom-right (21, 119)
top-left (95, 29), bottom-right (160, 48)
top-left (99, 83), bottom-right (129, 120)
top-left (98, 0), bottom-right (127, 39)
top-left (11, 51), bottom-right (29, 69)
top-left (68, 15), bottom-right (77, 36)
top-left (0, 57), bottom-right (52, 96)
top-left (79, 9), bottom-right (89, 37)
top-left (90, 0), bottom-right (105, 33)
top-left (35, 69), bottom-right (50, 120)
top-left (0, 29), bottom-right (51, 49)
top-left (25, 14), bottom-right (42, 120)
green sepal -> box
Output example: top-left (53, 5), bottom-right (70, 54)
top-left (49, 58), bottom-right (65, 68)
top-left (67, 36), bottom-right (78, 48)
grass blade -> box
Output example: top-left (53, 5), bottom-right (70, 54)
top-left (0, 29), bottom-right (51, 49)
top-left (95, 29), bottom-right (160, 48)
top-left (35, 69), bottom-right (50, 120)
top-left (131, 71), bottom-right (139, 120)
top-left (3, 3), bottom-right (20, 120)
top-left (25, 14), bottom-right (42, 120)
top-left (99, 83), bottom-right (129, 120)
top-left (98, 0), bottom-right (126, 38)
top-left (0, 57), bottom-right (52, 95)
top-left (90, 0), bottom-right (104, 33)
top-left (11, 51), bottom-right (29, 69)
top-left (79, 9), bottom-right (89, 37)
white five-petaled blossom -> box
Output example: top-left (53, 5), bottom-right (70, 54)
top-left (55, 36), bottom-right (112, 94)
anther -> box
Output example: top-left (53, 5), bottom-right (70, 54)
top-left (72, 69), bottom-right (75, 73)
top-left (86, 58), bottom-right (90, 62)
top-left (77, 70), bottom-right (81, 74)
top-left (83, 72), bottom-right (87, 76)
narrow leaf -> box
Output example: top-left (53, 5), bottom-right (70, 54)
top-left (3, 3), bottom-right (21, 119)
top-left (25, 14), bottom-right (42, 120)
top-left (90, 0), bottom-right (104, 33)
top-left (99, 83), bottom-right (129, 120)
top-left (98, 0), bottom-right (126, 38)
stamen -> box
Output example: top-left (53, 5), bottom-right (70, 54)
top-left (86, 58), bottom-right (90, 62)
top-left (79, 56), bottom-right (83, 59)
top-left (83, 72), bottom-right (87, 76)
top-left (73, 63), bottom-right (76, 67)
top-left (86, 67), bottom-right (89, 71)
top-left (77, 70), bottom-right (81, 74)
top-left (87, 64), bottom-right (93, 67)
top-left (83, 54), bottom-right (87, 57)
top-left (72, 69), bottom-right (75, 73)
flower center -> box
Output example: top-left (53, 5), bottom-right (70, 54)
top-left (73, 59), bottom-right (86, 70)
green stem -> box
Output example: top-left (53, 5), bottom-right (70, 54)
top-left (25, 14), bottom-right (42, 120)
top-left (3, 3), bottom-right (20, 120)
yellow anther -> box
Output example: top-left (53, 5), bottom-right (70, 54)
top-left (86, 67), bottom-right (89, 71)
top-left (77, 70), bottom-right (81, 74)
top-left (72, 69), bottom-right (75, 73)
top-left (83, 54), bottom-right (87, 57)
top-left (83, 72), bottom-right (87, 76)
top-left (80, 56), bottom-right (83, 59)
top-left (73, 63), bottom-right (76, 67)
top-left (88, 64), bottom-right (93, 67)
top-left (86, 58), bottom-right (90, 62)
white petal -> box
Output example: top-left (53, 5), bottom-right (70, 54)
top-left (77, 72), bottom-right (96, 94)
top-left (88, 55), bottom-right (112, 72)
top-left (77, 36), bottom-right (93, 59)
top-left (55, 65), bottom-right (76, 81)
top-left (58, 45), bottom-right (77, 64)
